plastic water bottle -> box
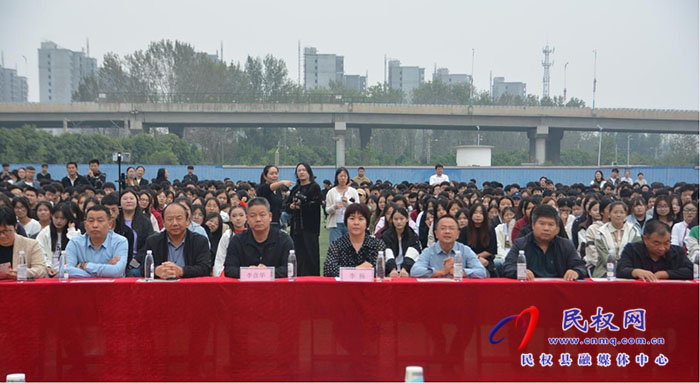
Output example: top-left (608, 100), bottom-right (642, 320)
top-left (606, 249), bottom-right (616, 281)
top-left (376, 251), bottom-right (385, 282)
top-left (59, 251), bottom-right (69, 282)
top-left (144, 250), bottom-right (154, 281)
top-left (287, 250), bottom-right (297, 281)
top-left (517, 250), bottom-right (527, 281)
top-left (17, 250), bottom-right (27, 282)
top-left (453, 250), bottom-right (463, 281)
top-left (693, 251), bottom-right (699, 281)
top-left (52, 234), bottom-right (62, 270)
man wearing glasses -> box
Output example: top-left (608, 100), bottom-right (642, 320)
top-left (60, 205), bottom-right (128, 278)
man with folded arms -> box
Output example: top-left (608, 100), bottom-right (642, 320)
top-left (61, 205), bottom-right (128, 278)
top-left (224, 197), bottom-right (292, 279)
top-left (411, 215), bottom-right (487, 278)
top-left (136, 202), bottom-right (210, 279)
top-left (504, 205), bottom-right (586, 281)
top-left (617, 219), bottom-right (693, 281)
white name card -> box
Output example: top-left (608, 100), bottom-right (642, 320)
top-left (339, 267), bottom-right (374, 282)
top-left (240, 266), bottom-right (275, 281)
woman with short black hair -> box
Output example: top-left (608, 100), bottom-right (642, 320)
top-left (324, 203), bottom-right (385, 277)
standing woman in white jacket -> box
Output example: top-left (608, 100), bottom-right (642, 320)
top-left (35, 203), bottom-right (81, 277)
top-left (325, 167), bottom-right (359, 245)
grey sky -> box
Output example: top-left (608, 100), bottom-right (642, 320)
top-left (1, 0), bottom-right (697, 109)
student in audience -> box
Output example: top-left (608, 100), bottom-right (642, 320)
top-left (504, 205), bottom-right (586, 281)
top-left (617, 220), bottom-right (693, 280)
top-left (626, 196), bottom-right (650, 234)
top-left (35, 203), bottom-right (80, 276)
top-left (34, 200), bottom-right (53, 230)
top-left (652, 195), bottom-right (675, 228)
top-left (324, 203), bottom-right (385, 277)
top-left (411, 215), bottom-right (487, 279)
top-left (138, 190), bottom-right (161, 231)
top-left (593, 201), bottom-right (641, 277)
top-left (13, 196), bottom-right (41, 238)
top-left (671, 201), bottom-right (698, 251)
top-left (325, 167), bottom-right (359, 245)
top-left (494, 206), bottom-right (516, 266)
top-left (119, 190), bottom-right (155, 262)
top-left (381, 207), bottom-right (421, 277)
top-left (0, 206), bottom-right (47, 279)
top-left (212, 205), bottom-right (247, 277)
top-left (458, 203), bottom-right (497, 276)
top-left (224, 197), bottom-right (293, 279)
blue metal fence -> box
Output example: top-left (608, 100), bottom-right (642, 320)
top-left (8, 164), bottom-right (698, 186)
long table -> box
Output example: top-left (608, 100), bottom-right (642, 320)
top-left (0, 277), bottom-right (697, 382)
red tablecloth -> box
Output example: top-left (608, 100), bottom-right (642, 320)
top-left (0, 277), bottom-right (697, 382)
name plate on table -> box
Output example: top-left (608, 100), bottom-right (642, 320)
top-left (339, 267), bottom-right (374, 282)
top-left (240, 267), bottom-right (275, 281)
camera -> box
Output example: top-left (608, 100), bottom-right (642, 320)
top-left (293, 192), bottom-right (308, 204)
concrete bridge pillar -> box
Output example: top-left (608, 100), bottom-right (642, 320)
top-left (128, 114), bottom-right (144, 132)
top-left (359, 126), bottom-right (372, 163)
top-left (528, 125), bottom-right (548, 165)
top-left (334, 121), bottom-right (346, 168)
top-left (529, 126), bottom-right (563, 165)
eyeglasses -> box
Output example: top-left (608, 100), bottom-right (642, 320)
top-left (683, 208), bottom-right (697, 214)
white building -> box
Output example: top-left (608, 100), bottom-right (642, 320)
top-left (38, 41), bottom-right (97, 102)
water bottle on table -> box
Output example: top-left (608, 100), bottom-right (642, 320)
top-left (145, 250), bottom-right (154, 281)
top-left (17, 250), bottom-right (27, 282)
top-left (59, 251), bottom-right (69, 282)
top-left (606, 249), bottom-right (616, 281)
top-left (376, 251), bottom-right (385, 282)
top-left (517, 250), bottom-right (527, 281)
top-left (453, 250), bottom-right (463, 281)
top-left (287, 249), bottom-right (297, 281)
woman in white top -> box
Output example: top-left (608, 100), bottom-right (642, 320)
top-left (494, 207), bottom-right (516, 264)
top-left (325, 167), bottom-right (359, 245)
top-left (582, 199), bottom-right (608, 269)
top-left (593, 201), bottom-right (641, 278)
top-left (35, 203), bottom-right (81, 277)
top-left (671, 201), bottom-right (698, 250)
top-left (12, 196), bottom-right (41, 238)
top-left (213, 205), bottom-right (247, 277)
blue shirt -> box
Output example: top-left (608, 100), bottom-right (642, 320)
top-left (410, 241), bottom-right (488, 278)
top-left (168, 236), bottom-right (186, 268)
top-left (60, 230), bottom-right (128, 278)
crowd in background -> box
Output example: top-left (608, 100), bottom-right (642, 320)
top-left (0, 160), bottom-right (697, 281)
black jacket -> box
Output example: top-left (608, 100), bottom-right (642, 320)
top-left (61, 174), bottom-right (90, 189)
top-left (285, 182), bottom-right (323, 235)
top-left (118, 211), bottom-right (154, 252)
top-left (458, 225), bottom-right (497, 277)
top-left (224, 227), bottom-right (293, 278)
top-left (86, 171), bottom-right (106, 189)
top-left (381, 226), bottom-right (422, 274)
top-left (182, 174), bottom-right (199, 184)
top-left (504, 232), bottom-right (587, 279)
top-left (136, 229), bottom-right (211, 278)
top-left (617, 242), bottom-right (693, 280)
top-left (113, 223), bottom-right (135, 268)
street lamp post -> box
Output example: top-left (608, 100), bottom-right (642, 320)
top-left (597, 124), bottom-right (603, 167)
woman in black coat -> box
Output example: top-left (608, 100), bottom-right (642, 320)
top-left (381, 207), bottom-right (422, 277)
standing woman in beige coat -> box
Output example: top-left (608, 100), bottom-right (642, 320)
top-left (0, 206), bottom-right (47, 280)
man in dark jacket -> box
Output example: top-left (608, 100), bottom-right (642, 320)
top-left (136, 203), bottom-right (211, 278)
top-left (504, 205), bottom-right (587, 280)
top-left (224, 197), bottom-right (293, 279)
top-left (617, 219), bottom-right (693, 281)
top-left (61, 162), bottom-right (90, 189)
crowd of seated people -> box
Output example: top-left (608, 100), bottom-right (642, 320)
top-left (0, 162), bottom-right (697, 281)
